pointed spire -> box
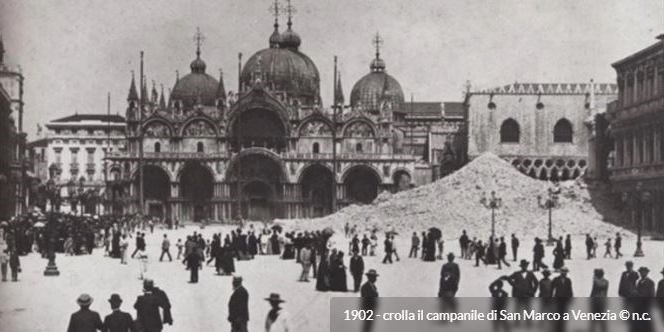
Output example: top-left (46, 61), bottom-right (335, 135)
top-left (370, 32), bottom-right (386, 72)
top-left (151, 80), bottom-right (158, 103)
top-left (335, 70), bottom-right (345, 105)
top-left (284, 0), bottom-right (294, 29)
top-left (194, 27), bottom-right (204, 59)
top-left (140, 77), bottom-right (149, 104)
top-left (159, 85), bottom-right (166, 109)
top-left (268, 0), bottom-right (282, 48)
top-left (217, 69), bottom-right (227, 99)
top-left (127, 71), bottom-right (139, 101)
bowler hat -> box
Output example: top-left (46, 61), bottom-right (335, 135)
top-left (264, 293), bottom-right (285, 303)
top-left (77, 293), bottom-right (93, 306)
top-left (541, 269), bottom-right (551, 276)
top-left (638, 266), bottom-right (649, 273)
top-left (519, 259), bottom-right (529, 267)
top-left (233, 276), bottom-right (243, 282)
top-left (108, 294), bottom-right (122, 305)
top-left (365, 269), bottom-right (379, 277)
top-left (143, 279), bottom-right (154, 290)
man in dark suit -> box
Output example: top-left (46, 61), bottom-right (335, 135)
top-left (657, 268), bottom-right (664, 297)
top-left (382, 236), bottom-right (393, 264)
top-left (360, 270), bottom-right (379, 332)
top-left (185, 247), bottom-right (201, 283)
top-left (636, 267), bottom-right (655, 297)
top-left (438, 253), bottom-right (460, 298)
top-left (349, 251), bottom-right (365, 292)
top-left (505, 260), bottom-right (538, 297)
top-left (510, 234), bottom-right (519, 262)
top-left (67, 293), bottom-right (103, 332)
top-left (103, 294), bottom-right (135, 332)
top-left (228, 276), bottom-right (249, 332)
top-left (134, 279), bottom-right (172, 332)
top-left (551, 266), bottom-right (573, 297)
top-left (618, 261), bottom-right (639, 297)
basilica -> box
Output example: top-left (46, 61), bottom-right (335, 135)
top-left (107, 5), bottom-right (460, 222)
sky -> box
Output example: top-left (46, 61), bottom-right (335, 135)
top-left (0, 0), bottom-right (662, 139)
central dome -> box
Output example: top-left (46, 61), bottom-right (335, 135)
top-left (241, 47), bottom-right (320, 104)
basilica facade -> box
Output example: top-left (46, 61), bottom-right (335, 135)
top-left (107, 13), bottom-right (453, 222)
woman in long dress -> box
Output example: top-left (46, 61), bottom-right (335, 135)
top-left (315, 252), bottom-right (330, 291)
top-left (552, 241), bottom-right (565, 271)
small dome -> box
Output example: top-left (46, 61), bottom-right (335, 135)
top-left (370, 58), bottom-right (386, 72)
top-left (280, 27), bottom-right (301, 50)
top-left (269, 30), bottom-right (282, 48)
top-left (350, 71), bottom-right (404, 113)
top-left (171, 55), bottom-right (219, 108)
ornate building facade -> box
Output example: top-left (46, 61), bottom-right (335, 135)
top-left (466, 82), bottom-right (617, 181)
top-left (0, 37), bottom-right (27, 219)
top-left (108, 8), bottom-right (457, 222)
top-left (605, 38), bottom-right (664, 235)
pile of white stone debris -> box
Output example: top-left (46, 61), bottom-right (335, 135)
top-left (283, 152), bottom-right (629, 240)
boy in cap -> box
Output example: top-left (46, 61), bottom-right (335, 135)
top-left (67, 293), bottom-right (103, 332)
top-left (103, 294), bottom-right (135, 332)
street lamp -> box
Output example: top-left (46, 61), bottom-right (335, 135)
top-left (480, 191), bottom-right (502, 238)
top-left (622, 181), bottom-right (650, 257)
top-left (43, 218), bottom-right (60, 276)
top-left (537, 187), bottom-right (559, 246)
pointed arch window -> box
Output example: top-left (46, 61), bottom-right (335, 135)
top-left (553, 119), bottom-right (573, 143)
top-left (197, 142), bottom-right (204, 153)
top-left (312, 142), bottom-right (320, 154)
top-left (500, 118), bottom-right (520, 143)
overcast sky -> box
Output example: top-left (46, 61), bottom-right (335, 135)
top-left (1, 0), bottom-right (662, 138)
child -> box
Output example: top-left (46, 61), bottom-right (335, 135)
top-left (603, 238), bottom-right (612, 258)
top-left (176, 239), bottom-right (184, 260)
top-left (137, 249), bottom-right (148, 280)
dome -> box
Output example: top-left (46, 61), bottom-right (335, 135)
top-left (241, 47), bottom-right (320, 103)
top-left (350, 68), bottom-right (404, 113)
top-left (280, 27), bottom-right (301, 50)
top-left (171, 55), bottom-right (219, 108)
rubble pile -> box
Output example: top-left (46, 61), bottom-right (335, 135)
top-left (284, 152), bottom-right (629, 239)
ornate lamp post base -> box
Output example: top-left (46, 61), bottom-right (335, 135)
top-left (545, 237), bottom-right (555, 246)
top-left (634, 241), bottom-right (644, 257)
top-left (44, 260), bottom-right (60, 276)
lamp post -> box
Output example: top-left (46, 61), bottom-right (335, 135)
top-left (480, 191), bottom-right (502, 238)
top-left (622, 181), bottom-right (650, 257)
top-left (537, 187), bottom-right (559, 246)
top-left (43, 218), bottom-right (60, 276)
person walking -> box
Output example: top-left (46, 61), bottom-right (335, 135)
top-left (67, 293), bottom-right (103, 332)
top-left (134, 279), bottom-right (173, 332)
top-left (228, 276), bottom-right (249, 332)
top-left (264, 293), bottom-right (289, 332)
top-left (551, 267), bottom-right (573, 297)
top-left (459, 230), bottom-right (469, 259)
top-left (618, 261), bottom-right (639, 297)
top-left (614, 233), bottom-right (622, 259)
top-left (510, 234), bottom-right (519, 262)
top-left (349, 250), bottom-right (364, 292)
top-left (361, 235), bottom-right (370, 256)
top-left (119, 235), bottom-right (129, 265)
top-left (438, 253), bottom-right (460, 298)
top-left (130, 232), bottom-right (141, 259)
top-left (552, 240), bottom-right (565, 271)
top-left (1, 248), bottom-right (8, 282)
top-left (408, 232), bottom-right (420, 258)
top-left (9, 249), bottom-right (20, 282)
top-left (585, 234), bottom-right (593, 260)
top-left (497, 237), bottom-right (511, 269)
top-left (185, 246), bottom-right (201, 283)
top-left (298, 245), bottom-right (312, 282)
top-left (159, 234), bottom-right (172, 262)
top-left (382, 235), bottom-right (393, 264)
top-left (532, 238), bottom-right (547, 272)
top-left (103, 294), bottom-right (135, 332)
top-left (564, 234), bottom-right (572, 259)
top-left (176, 239), bottom-right (183, 260)
top-left (137, 249), bottom-right (148, 280)
top-left (603, 238), bottom-right (612, 258)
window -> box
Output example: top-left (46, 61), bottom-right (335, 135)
top-left (154, 142), bottom-right (161, 153)
top-left (312, 142), bottom-right (320, 154)
top-left (500, 118), bottom-right (520, 143)
top-left (553, 119), bottom-right (573, 143)
top-left (197, 142), bottom-right (204, 153)
top-left (356, 143), bottom-right (363, 152)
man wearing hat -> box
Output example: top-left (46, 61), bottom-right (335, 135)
top-left (551, 266), bottom-right (573, 298)
top-left (361, 269), bottom-right (379, 298)
top-left (505, 259), bottom-right (538, 297)
top-left (438, 253), bottom-right (460, 298)
top-left (228, 276), bottom-right (249, 332)
top-left (656, 268), bottom-right (664, 298)
top-left (264, 293), bottom-right (289, 332)
top-left (618, 261), bottom-right (639, 297)
top-left (66, 293), bottom-right (103, 332)
top-left (636, 267), bottom-right (655, 297)
top-left (134, 279), bottom-right (173, 332)
top-left (538, 269), bottom-right (553, 297)
top-left (103, 294), bottom-right (135, 332)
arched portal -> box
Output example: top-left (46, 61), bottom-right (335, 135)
top-left (179, 162), bottom-right (214, 222)
top-left (227, 153), bottom-right (285, 220)
top-left (134, 165), bottom-right (170, 219)
top-left (300, 164), bottom-right (334, 217)
top-left (230, 108), bottom-right (287, 152)
top-left (344, 165), bottom-right (381, 204)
